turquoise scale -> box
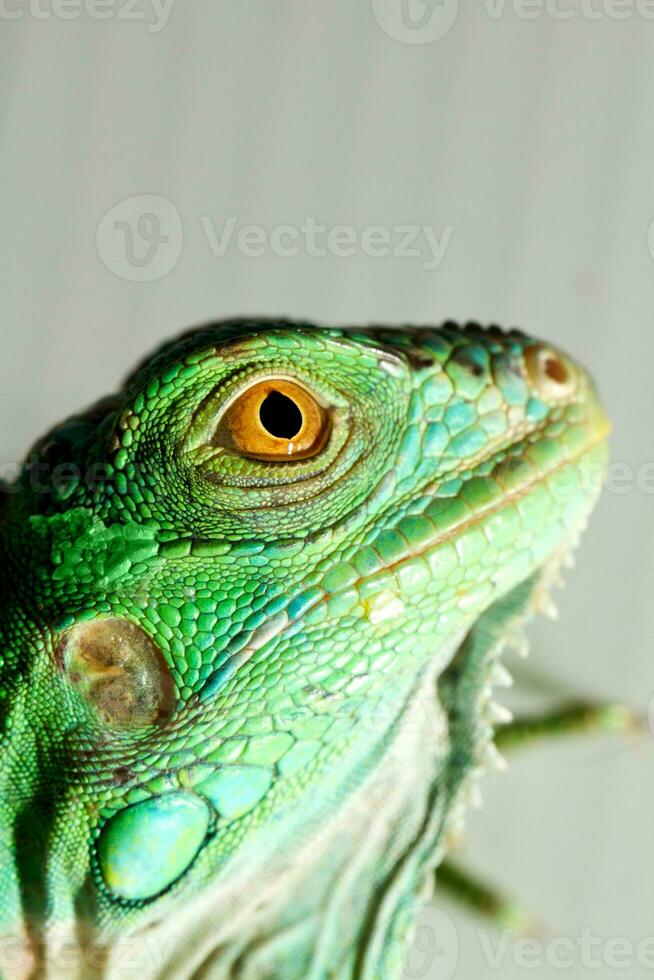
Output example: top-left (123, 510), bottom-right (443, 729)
top-left (97, 792), bottom-right (210, 901)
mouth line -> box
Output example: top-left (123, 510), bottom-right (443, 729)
top-left (388, 425), bottom-right (610, 566)
top-left (195, 426), bottom-right (609, 706)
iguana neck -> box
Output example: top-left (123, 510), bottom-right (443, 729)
top-left (100, 652), bottom-right (459, 980)
top-left (123, 574), bottom-right (538, 980)
top-left (1, 567), bottom-right (544, 980)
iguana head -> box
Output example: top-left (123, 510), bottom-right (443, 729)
top-left (0, 320), bottom-right (608, 973)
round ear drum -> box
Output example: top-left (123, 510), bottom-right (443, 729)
top-left (58, 618), bottom-right (174, 730)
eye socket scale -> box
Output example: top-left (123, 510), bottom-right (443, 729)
top-left (222, 379), bottom-right (331, 461)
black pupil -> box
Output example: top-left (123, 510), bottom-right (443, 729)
top-left (259, 391), bottom-right (303, 440)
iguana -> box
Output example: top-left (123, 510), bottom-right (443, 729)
top-left (0, 319), bottom-right (611, 979)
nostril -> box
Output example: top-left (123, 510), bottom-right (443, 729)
top-left (543, 354), bottom-right (568, 385)
top-left (525, 344), bottom-right (577, 399)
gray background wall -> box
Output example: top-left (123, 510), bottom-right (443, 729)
top-left (1, 3), bottom-right (652, 976)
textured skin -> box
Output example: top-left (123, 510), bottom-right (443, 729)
top-left (0, 320), bottom-right (609, 979)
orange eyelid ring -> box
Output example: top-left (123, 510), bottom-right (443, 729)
top-left (524, 344), bottom-right (578, 400)
top-left (221, 378), bottom-right (331, 461)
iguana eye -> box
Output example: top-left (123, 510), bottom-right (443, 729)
top-left (220, 379), bottom-right (331, 461)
